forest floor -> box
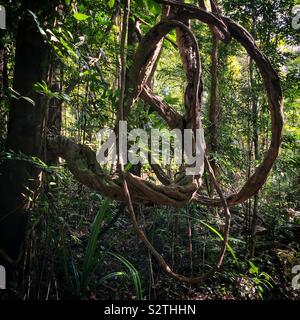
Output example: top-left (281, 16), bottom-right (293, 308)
top-left (95, 214), bottom-right (300, 300)
top-left (1, 176), bottom-right (299, 301)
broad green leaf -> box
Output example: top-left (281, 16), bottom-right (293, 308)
top-left (249, 261), bottom-right (259, 275)
top-left (108, 0), bottom-right (115, 9)
top-left (73, 13), bottom-right (90, 21)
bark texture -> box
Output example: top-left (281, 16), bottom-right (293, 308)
top-left (0, 1), bottom-right (53, 270)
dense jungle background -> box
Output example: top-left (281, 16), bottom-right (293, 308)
top-left (0, 0), bottom-right (299, 300)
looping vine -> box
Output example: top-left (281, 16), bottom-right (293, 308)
top-left (47, 1), bottom-right (283, 283)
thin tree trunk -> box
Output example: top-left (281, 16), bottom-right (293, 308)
top-left (249, 8), bottom-right (259, 258)
top-left (208, 33), bottom-right (219, 195)
top-left (0, 29), bottom-right (8, 141)
top-left (46, 5), bottom-right (64, 164)
top-left (46, 61), bottom-right (62, 164)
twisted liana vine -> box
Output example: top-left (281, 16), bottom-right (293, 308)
top-left (47, 0), bottom-right (284, 283)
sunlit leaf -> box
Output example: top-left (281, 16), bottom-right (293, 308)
top-left (108, 0), bottom-right (115, 9)
top-left (73, 12), bottom-right (90, 21)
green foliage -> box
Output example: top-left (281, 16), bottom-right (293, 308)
top-left (34, 81), bottom-right (71, 102)
top-left (81, 197), bottom-right (110, 290)
top-left (1, 0), bottom-right (299, 301)
top-left (73, 12), bottom-right (90, 21)
top-left (107, 0), bottom-right (115, 9)
top-left (106, 252), bottom-right (143, 300)
top-left (247, 261), bottom-right (274, 299)
top-left (179, 213), bottom-right (238, 263)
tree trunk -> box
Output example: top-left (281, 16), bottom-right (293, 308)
top-left (0, 1), bottom-right (51, 277)
top-left (208, 33), bottom-right (219, 195)
top-left (0, 29), bottom-right (8, 141)
top-left (249, 8), bottom-right (259, 258)
top-left (46, 61), bottom-right (62, 164)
